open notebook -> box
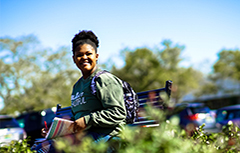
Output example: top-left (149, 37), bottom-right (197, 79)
top-left (45, 117), bottom-right (74, 140)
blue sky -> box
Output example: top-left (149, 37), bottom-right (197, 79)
top-left (0, 0), bottom-right (240, 109)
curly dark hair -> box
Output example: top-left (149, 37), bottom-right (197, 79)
top-left (71, 30), bottom-right (99, 54)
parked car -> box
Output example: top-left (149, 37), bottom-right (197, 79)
top-left (216, 104), bottom-right (240, 130)
top-left (16, 107), bottom-right (56, 146)
top-left (168, 102), bottom-right (217, 133)
top-left (0, 115), bottom-right (27, 146)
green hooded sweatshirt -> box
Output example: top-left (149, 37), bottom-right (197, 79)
top-left (71, 68), bottom-right (126, 136)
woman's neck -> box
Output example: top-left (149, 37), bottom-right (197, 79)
top-left (82, 67), bottom-right (97, 79)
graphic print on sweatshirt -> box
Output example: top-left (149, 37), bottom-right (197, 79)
top-left (71, 92), bottom-right (87, 107)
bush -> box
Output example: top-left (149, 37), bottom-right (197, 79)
top-left (0, 137), bottom-right (35, 153)
top-left (4, 106), bottom-right (240, 153)
top-left (53, 105), bottom-right (240, 153)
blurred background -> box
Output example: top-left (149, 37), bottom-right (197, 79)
top-left (0, 0), bottom-right (239, 145)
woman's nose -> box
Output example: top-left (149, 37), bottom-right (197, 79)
top-left (82, 54), bottom-right (87, 59)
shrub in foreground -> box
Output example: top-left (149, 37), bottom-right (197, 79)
top-left (0, 138), bottom-right (35, 153)
top-left (3, 106), bottom-right (240, 153)
top-left (54, 106), bottom-right (240, 153)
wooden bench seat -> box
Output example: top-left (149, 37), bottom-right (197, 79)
top-left (56, 80), bottom-right (172, 127)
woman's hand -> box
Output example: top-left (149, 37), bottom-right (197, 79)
top-left (41, 128), bottom-right (49, 137)
top-left (72, 117), bottom-right (87, 133)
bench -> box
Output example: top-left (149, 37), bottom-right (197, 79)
top-left (55, 80), bottom-right (172, 127)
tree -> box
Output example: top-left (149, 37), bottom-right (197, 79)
top-left (159, 40), bottom-right (203, 103)
top-left (110, 40), bottom-right (203, 103)
top-left (111, 47), bottom-right (166, 92)
top-left (0, 35), bottom-right (79, 114)
top-left (213, 49), bottom-right (240, 81)
top-left (195, 49), bottom-right (240, 97)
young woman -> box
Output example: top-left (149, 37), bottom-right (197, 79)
top-left (70, 30), bottom-right (126, 140)
top-left (32, 30), bottom-right (126, 153)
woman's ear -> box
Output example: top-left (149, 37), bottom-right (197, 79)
top-left (96, 53), bottom-right (99, 61)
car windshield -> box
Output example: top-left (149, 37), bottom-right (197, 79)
top-left (216, 109), bottom-right (240, 122)
top-left (0, 118), bottom-right (20, 128)
top-left (190, 106), bottom-right (210, 114)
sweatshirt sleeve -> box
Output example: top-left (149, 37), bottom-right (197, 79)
top-left (84, 73), bottom-right (127, 127)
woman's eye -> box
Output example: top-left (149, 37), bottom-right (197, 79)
top-left (75, 52), bottom-right (92, 57)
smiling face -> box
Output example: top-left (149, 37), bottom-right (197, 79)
top-left (73, 44), bottom-right (99, 79)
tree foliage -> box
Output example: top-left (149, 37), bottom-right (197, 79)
top-left (0, 35), bottom-right (79, 114)
top-left (0, 35), bottom-right (206, 114)
top-left (195, 49), bottom-right (240, 97)
top-left (110, 40), bottom-right (203, 103)
top-left (213, 49), bottom-right (240, 81)
top-left (112, 48), bottom-right (165, 92)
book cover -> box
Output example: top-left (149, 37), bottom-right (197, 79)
top-left (45, 117), bottom-right (74, 140)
